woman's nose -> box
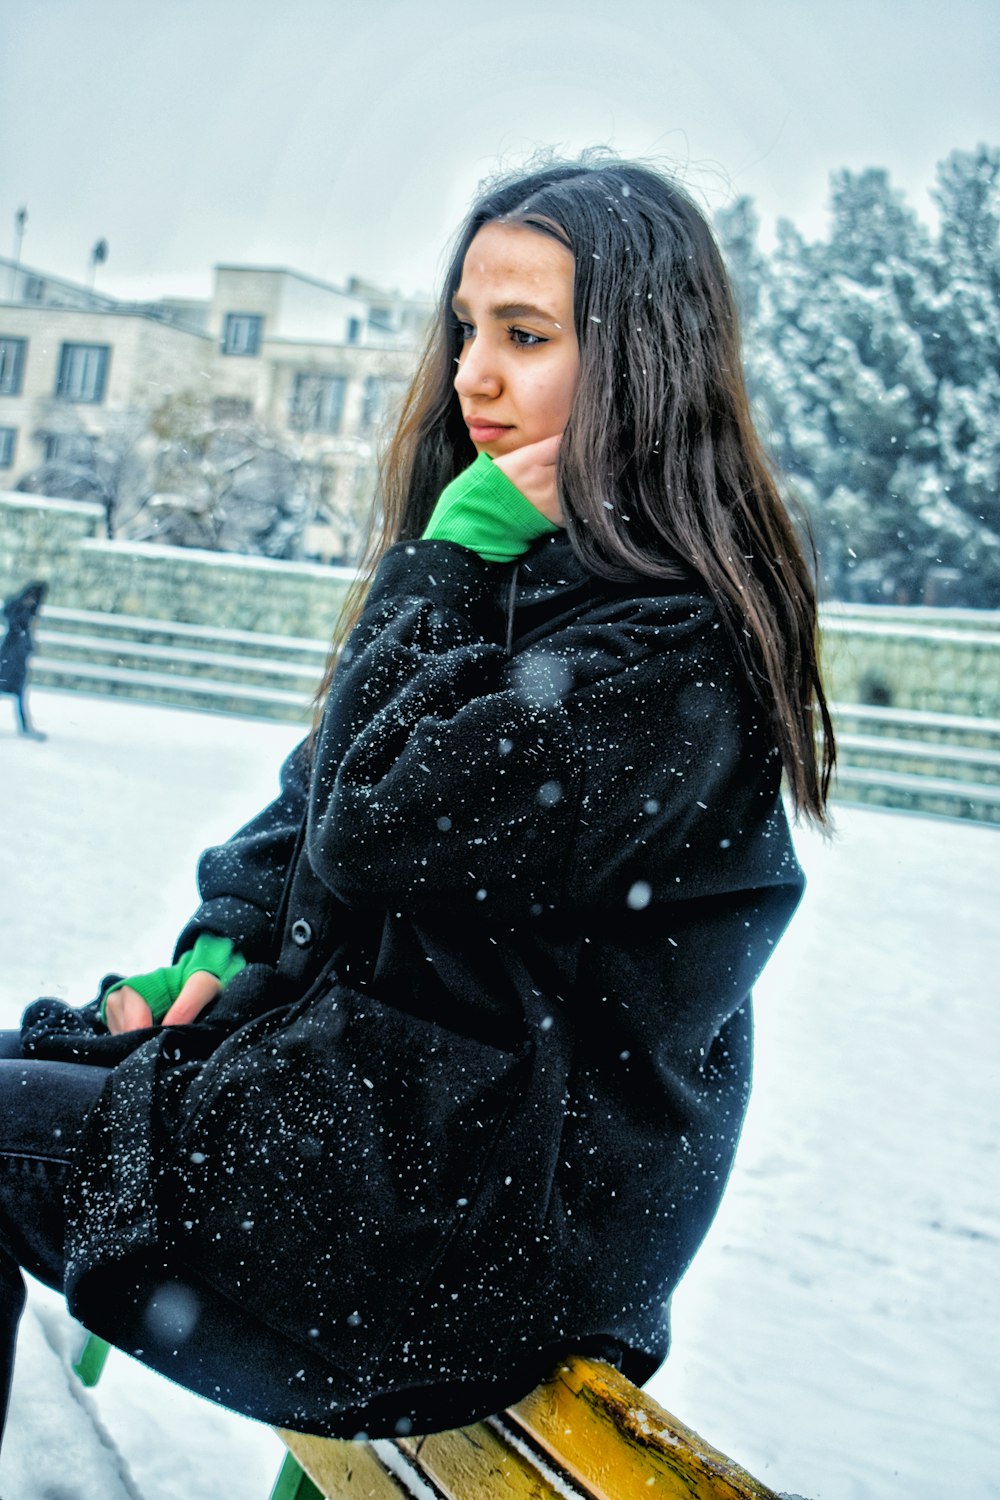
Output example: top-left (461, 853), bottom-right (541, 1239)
top-left (454, 340), bottom-right (501, 399)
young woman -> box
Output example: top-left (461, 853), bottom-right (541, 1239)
top-left (0, 157), bottom-right (833, 1445)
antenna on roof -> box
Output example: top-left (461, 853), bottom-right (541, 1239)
top-left (10, 206), bottom-right (27, 297)
top-left (89, 237), bottom-right (109, 292)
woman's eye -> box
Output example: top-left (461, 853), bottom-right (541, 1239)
top-left (509, 326), bottom-right (546, 347)
top-left (455, 320), bottom-right (474, 342)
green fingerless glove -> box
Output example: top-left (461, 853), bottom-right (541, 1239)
top-left (100, 932), bottom-right (246, 1025)
top-left (422, 453), bottom-right (559, 562)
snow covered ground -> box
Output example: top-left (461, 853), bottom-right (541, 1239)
top-left (1, 689), bottom-right (998, 1500)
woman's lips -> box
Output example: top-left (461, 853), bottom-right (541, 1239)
top-left (466, 419), bottom-right (512, 442)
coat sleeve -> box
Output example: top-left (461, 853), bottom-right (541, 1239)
top-left (174, 736), bottom-right (311, 962)
top-left (306, 537), bottom-right (772, 918)
top-left (307, 539), bottom-right (582, 914)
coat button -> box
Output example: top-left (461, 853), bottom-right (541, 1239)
top-left (290, 918), bottom-right (314, 947)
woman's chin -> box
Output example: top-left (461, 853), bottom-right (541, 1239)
top-left (475, 433), bottom-right (522, 460)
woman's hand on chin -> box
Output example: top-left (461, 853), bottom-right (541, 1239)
top-left (494, 434), bottom-right (564, 525)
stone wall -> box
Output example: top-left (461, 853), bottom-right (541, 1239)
top-left (1, 492), bottom-right (354, 639)
top-left (1, 491), bottom-right (105, 598)
top-left (3, 491), bottom-right (999, 712)
top-left (820, 613), bottom-right (1000, 720)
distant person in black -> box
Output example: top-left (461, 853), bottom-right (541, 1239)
top-left (0, 581), bottom-right (48, 740)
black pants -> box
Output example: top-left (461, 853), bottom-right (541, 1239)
top-left (0, 1030), bottom-right (107, 1443)
top-left (0, 1031), bottom-right (375, 1447)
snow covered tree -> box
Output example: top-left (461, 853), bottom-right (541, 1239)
top-left (925, 147), bottom-right (1000, 597)
top-left (131, 393), bottom-right (316, 559)
top-left (716, 148), bottom-right (1000, 605)
top-left (714, 195), bottom-right (768, 323)
top-left (15, 404), bottom-right (153, 538)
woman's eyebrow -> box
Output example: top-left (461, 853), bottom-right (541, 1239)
top-left (451, 297), bottom-right (561, 326)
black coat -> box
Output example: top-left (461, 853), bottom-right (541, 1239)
top-left (0, 582), bottom-right (47, 696)
top-left (22, 534), bottom-right (803, 1436)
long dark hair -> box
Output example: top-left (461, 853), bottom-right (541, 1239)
top-left (320, 155), bottom-right (835, 823)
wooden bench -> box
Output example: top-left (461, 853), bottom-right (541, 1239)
top-left (75, 1335), bottom-right (787, 1498)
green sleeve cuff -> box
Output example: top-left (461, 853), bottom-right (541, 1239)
top-left (422, 453), bottom-right (560, 562)
top-left (101, 932), bottom-right (246, 1024)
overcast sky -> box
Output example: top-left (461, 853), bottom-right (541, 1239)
top-left (1, 0), bottom-right (997, 302)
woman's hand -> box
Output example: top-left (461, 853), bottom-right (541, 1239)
top-left (162, 970), bottom-right (223, 1026)
top-left (104, 970), bottom-right (222, 1034)
top-left (494, 435), bottom-right (564, 525)
top-left (103, 984), bottom-right (154, 1035)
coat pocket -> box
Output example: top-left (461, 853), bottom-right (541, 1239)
top-left (165, 985), bottom-right (526, 1372)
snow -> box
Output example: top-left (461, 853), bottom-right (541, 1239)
top-left (649, 799), bottom-right (1000, 1498)
top-left (1, 688), bottom-right (998, 1499)
top-left (0, 492), bottom-right (104, 519)
top-left (78, 535), bottom-right (358, 582)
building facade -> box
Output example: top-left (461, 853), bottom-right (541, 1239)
top-left (0, 256), bottom-right (430, 561)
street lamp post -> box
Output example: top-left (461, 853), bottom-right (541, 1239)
top-left (10, 206), bottom-right (27, 297)
top-left (89, 237), bottom-right (109, 292)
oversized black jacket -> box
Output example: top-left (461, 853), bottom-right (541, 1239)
top-left (23, 533), bottom-right (804, 1437)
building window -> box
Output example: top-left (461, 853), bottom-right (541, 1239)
top-left (0, 338), bottom-right (27, 396)
top-left (222, 313), bottom-right (263, 356)
top-left (0, 428), bottom-right (16, 467)
top-left (56, 343), bottom-right (110, 403)
top-left (346, 317), bottom-right (362, 345)
top-left (290, 372), bottom-right (346, 434)
top-left (361, 376), bottom-right (407, 433)
top-left (41, 431), bottom-right (94, 464)
top-left (211, 396), bottom-right (253, 424)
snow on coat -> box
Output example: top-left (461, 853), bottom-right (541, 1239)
top-left (22, 533), bottom-right (804, 1437)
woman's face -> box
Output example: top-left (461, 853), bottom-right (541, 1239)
top-left (452, 220), bottom-right (579, 458)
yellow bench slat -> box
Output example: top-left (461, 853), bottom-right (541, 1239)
top-left (509, 1357), bottom-right (781, 1500)
top-left (279, 1356), bottom-right (782, 1499)
top-left (278, 1431), bottom-right (409, 1497)
top-left (398, 1421), bottom-right (573, 1498)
